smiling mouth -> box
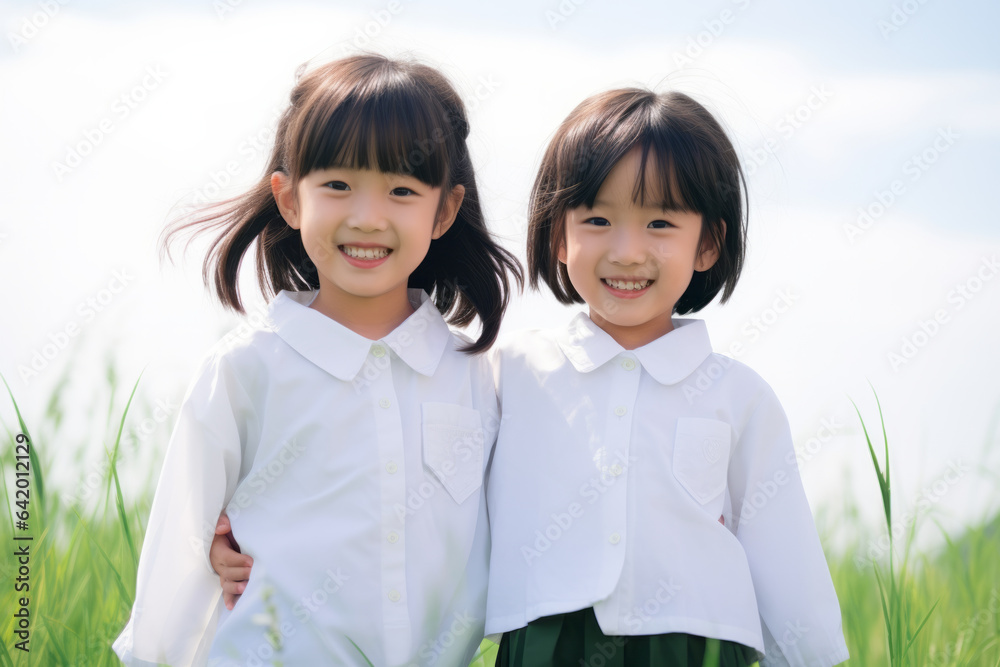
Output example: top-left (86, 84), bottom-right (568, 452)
top-left (602, 278), bottom-right (653, 291)
top-left (340, 245), bottom-right (391, 260)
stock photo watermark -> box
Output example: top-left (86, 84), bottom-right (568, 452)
top-left (844, 126), bottom-right (958, 243)
top-left (788, 415), bottom-right (844, 468)
top-left (886, 254), bottom-right (998, 372)
top-left (854, 459), bottom-right (970, 570)
top-left (10, 434), bottom-right (33, 653)
top-left (327, 0), bottom-right (413, 53)
top-left (671, 0), bottom-right (753, 68)
top-left (393, 411), bottom-right (496, 522)
top-left (226, 439), bottom-right (308, 521)
top-left (929, 588), bottom-right (1000, 665)
top-left (877, 0), bottom-right (932, 39)
top-left (544, 0), bottom-right (589, 30)
top-left (61, 394), bottom-right (181, 508)
top-left (181, 106), bottom-right (284, 212)
top-left (683, 287), bottom-right (798, 404)
top-left (51, 65), bottom-right (168, 181)
top-left (416, 610), bottom-right (478, 664)
top-left (623, 578), bottom-right (683, 632)
top-left (6, 0), bottom-right (70, 53)
top-left (520, 450), bottom-right (633, 565)
top-left (17, 268), bottom-right (136, 385)
top-left (744, 84), bottom-right (834, 178)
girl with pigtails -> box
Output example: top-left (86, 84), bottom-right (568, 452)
top-left (115, 54), bottom-right (520, 667)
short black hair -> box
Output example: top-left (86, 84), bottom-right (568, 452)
top-left (527, 88), bottom-right (746, 314)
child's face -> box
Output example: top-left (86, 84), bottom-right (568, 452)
top-left (274, 167), bottom-right (463, 307)
top-left (558, 147), bottom-right (719, 348)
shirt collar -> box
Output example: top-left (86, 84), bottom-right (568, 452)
top-left (556, 312), bottom-right (713, 385)
top-left (267, 289), bottom-right (452, 381)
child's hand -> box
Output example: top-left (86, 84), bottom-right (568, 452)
top-left (209, 513), bottom-right (253, 610)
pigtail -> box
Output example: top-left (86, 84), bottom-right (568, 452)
top-left (408, 84), bottom-right (523, 353)
top-left (162, 54), bottom-right (522, 350)
top-left (160, 96), bottom-right (318, 313)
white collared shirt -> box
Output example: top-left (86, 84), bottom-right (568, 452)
top-left (114, 289), bottom-right (498, 667)
top-left (485, 313), bottom-right (849, 667)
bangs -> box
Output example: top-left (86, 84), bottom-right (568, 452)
top-left (295, 72), bottom-right (451, 186)
top-left (562, 93), bottom-right (733, 220)
top-left (628, 143), bottom-right (693, 212)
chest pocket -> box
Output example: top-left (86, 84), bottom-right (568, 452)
top-left (672, 418), bottom-right (731, 514)
top-left (422, 402), bottom-right (485, 504)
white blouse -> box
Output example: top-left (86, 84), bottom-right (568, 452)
top-left (114, 289), bottom-right (498, 667)
top-left (485, 313), bottom-right (849, 667)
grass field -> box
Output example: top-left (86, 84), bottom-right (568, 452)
top-left (1, 373), bottom-right (998, 666)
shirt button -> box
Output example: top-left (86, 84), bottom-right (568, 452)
top-left (387, 531), bottom-right (399, 544)
top-left (385, 461), bottom-right (398, 474)
top-left (614, 406), bottom-right (627, 417)
top-left (621, 358), bottom-right (636, 371)
top-left (379, 398), bottom-right (391, 409)
top-left (610, 464), bottom-right (623, 476)
top-left (388, 589), bottom-right (401, 602)
top-left (372, 345), bottom-right (386, 358)
top-left (609, 533), bottom-right (621, 545)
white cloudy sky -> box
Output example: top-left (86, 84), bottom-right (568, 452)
top-left (1, 0), bottom-right (999, 548)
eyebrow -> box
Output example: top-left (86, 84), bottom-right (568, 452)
top-left (592, 198), bottom-right (685, 215)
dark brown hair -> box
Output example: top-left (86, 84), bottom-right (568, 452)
top-left (527, 88), bottom-right (746, 314)
top-left (164, 54), bottom-right (522, 352)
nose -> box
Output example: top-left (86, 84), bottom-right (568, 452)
top-left (607, 225), bottom-right (648, 266)
top-left (346, 192), bottom-right (388, 232)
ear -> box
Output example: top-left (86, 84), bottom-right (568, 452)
top-left (271, 171), bottom-right (300, 230)
top-left (432, 184), bottom-right (466, 240)
top-left (694, 219), bottom-right (725, 272)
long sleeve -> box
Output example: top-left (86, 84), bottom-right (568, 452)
top-left (728, 387), bottom-right (850, 667)
top-left (114, 351), bottom-right (250, 667)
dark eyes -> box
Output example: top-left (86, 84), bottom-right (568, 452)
top-left (323, 182), bottom-right (416, 196)
top-left (583, 217), bottom-right (673, 228)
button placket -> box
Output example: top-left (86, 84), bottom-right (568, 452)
top-left (367, 350), bottom-right (411, 645)
top-left (595, 355), bottom-right (641, 599)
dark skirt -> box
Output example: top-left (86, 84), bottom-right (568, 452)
top-left (497, 607), bottom-right (759, 667)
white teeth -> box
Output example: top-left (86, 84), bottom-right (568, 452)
top-left (342, 245), bottom-right (389, 259)
top-left (605, 279), bottom-right (650, 291)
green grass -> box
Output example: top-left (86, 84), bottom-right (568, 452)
top-left (1, 373), bottom-right (999, 666)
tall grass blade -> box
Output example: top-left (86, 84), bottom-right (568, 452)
top-left (1, 371), bottom-right (45, 509)
top-left (73, 508), bottom-right (134, 606)
top-left (850, 397), bottom-right (890, 535)
top-left (870, 380), bottom-right (891, 530)
top-left (0, 453), bottom-right (12, 535)
top-left (0, 636), bottom-right (14, 667)
top-left (902, 599), bottom-right (939, 659)
top-left (345, 637), bottom-right (376, 667)
top-left (470, 639), bottom-right (498, 665)
top-left (872, 565), bottom-right (894, 663)
top-left (702, 637), bottom-right (721, 667)
top-left (108, 371), bottom-right (144, 567)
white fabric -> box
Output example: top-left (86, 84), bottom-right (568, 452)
top-left (114, 289), bottom-right (497, 667)
top-left (485, 313), bottom-right (849, 667)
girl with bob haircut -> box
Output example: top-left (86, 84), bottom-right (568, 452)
top-left (114, 53), bottom-right (520, 667)
top-left (486, 89), bottom-right (849, 666)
